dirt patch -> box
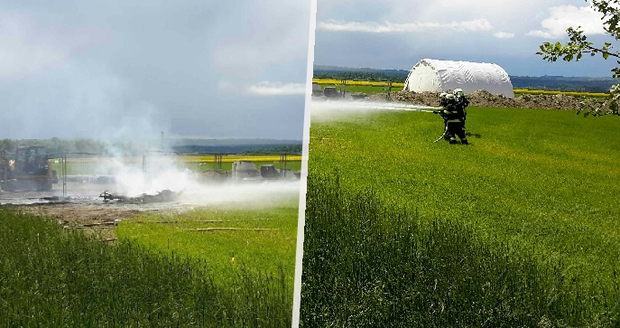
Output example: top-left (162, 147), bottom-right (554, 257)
top-left (14, 203), bottom-right (144, 240)
top-left (21, 203), bottom-right (143, 226)
top-left (368, 90), bottom-right (589, 111)
top-left (3, 197), bottom-right (193, 241)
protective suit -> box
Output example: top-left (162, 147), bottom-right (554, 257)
top-left (438, 93), bottom-right (468, 145)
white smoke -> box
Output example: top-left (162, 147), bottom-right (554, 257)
top-left (83, 146), bottom-right (300, 209)
top-left (104, 154), bottom-right (200, 197)
top-left (181, 180), bottom-right (300, 208)
top-left (29, 112), bottom-right (303, 209)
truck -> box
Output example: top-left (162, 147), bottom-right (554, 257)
top-left (231, 160), bottom-right (300, 182)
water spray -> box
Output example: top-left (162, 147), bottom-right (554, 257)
top-left (311, 99), bottom-right (442, 122)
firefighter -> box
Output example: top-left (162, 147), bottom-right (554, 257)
top-left (453, 88), bottom-right (469, 124)
top-left (441, 93), bottom-right (468, 145)
top-left (439, 92), bottom-right (449, 106)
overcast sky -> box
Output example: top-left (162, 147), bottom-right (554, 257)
top-left (314, 0), bottom-right (618, 77)
top-left (0, 1), bottom-right (311, 140)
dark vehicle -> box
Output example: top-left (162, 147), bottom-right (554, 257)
top-left (260, 164), bottom-right (281, 179)
top-left (312, 82), bottom-right (323, 96)
top-left (0, 146), bottom-right (58, 192)
top-left (323, 86), bottom-right (339, 98)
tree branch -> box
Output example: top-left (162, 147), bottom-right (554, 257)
top-left (584, 44), bottom-right (620, 59)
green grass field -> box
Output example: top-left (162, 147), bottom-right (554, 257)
top-left (301, 106), bottom-right (620, 326)
top-left (115, 205), bottom-right (299, 287)
top-left (0, 207), bottom-right (296, 327)
top-left (1, 182), bottom-right (299, 326)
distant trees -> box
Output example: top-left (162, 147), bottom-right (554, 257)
top-left (510, 76), bottom-right (617, 93)
top-left (537, 0), bottom-right (620, 116)
top-left (241, 144), bottom-right (303, 155)
top-left (0, 138), bottom-right (302, 157)
top-left (0, 139), bottom-right (15, 157)
top-left (0, 138), bottom-right (125, 157)
top-left (314, 69), bottom-right (409, 83)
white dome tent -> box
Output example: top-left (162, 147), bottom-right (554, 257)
top-left (403, 59), bottom-right (514, 98)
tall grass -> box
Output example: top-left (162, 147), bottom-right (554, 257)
top-left (0, 208), bottom-right (291, 327)
top-left (300, 107), bottom-right (620, 326)
top-left (301, 173), bottom-right (619, 327)
top-left (115, 206), bottom-right (299, 288)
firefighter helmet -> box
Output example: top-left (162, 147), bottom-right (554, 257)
top-left (453, 88), bottom-right (464, 97)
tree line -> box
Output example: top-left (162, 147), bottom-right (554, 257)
top-left (0, 138), bottom-right (303, 158)
top-left (0, 138), bottom-right (155, 158)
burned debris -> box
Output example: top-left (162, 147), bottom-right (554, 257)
top-left (99, 189), bottom-right (181, 204)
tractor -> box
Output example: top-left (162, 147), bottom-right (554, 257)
top-left (0, 146), bottom-right (58, 192)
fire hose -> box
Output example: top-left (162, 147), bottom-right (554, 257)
top-left (432, 110), bottom-right (448, 143)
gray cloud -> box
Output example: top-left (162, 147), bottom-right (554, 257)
top-left (0, 0), bottom-right (311, 140)
top-left (314, 0), bottom-right (617, 77)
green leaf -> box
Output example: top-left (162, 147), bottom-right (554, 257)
top-left (603, 52), bottom-right (610, 59)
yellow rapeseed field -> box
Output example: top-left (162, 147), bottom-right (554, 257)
top-left (54, 155), bottom-right (303, 164)
top-left (179, 155), bottom-right (303, 163)
top-left (312, 78), bottom-right (405, 88)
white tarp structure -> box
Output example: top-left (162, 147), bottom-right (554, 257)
top-left (403, 59), bottom-right (514, 98)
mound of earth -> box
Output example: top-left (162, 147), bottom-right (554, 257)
top-left (367, 90), bottom-right (590, 111)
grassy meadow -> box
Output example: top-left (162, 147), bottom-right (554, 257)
top-left (301, 106), bottom-right (620, 326)
top-left (1, 174), bottom-right (300, 326)
top-left (115, 205), bottom-right (299, 287)
top-left (0, 207), bottom-right (296, 327)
